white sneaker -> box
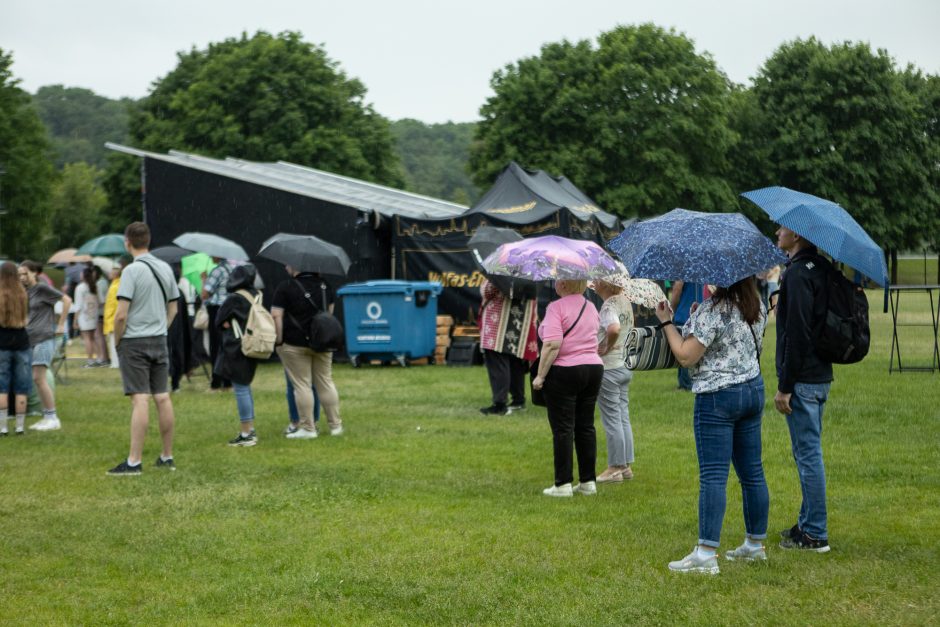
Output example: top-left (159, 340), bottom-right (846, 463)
top-left (31, 417), bottom-right (61, 431)
top-left (330, 426), bottom-right (344, 436)
top-left (668, 547), bottom-right (720, 574)
top-left (542, 483), bottom-right (573, 497)
top-left (29, 417), bottom-right (52, 430)
top-left (573, 481), bottom-right (597, 495)
top-left (725, 542), bottom-right (767, 561)
top-left (286, 428), bottom-right (318, 439)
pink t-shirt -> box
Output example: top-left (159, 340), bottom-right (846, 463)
top-left (538, 295), bottom-right (603, 367)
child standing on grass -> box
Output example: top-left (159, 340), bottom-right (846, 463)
top-left (214, 264), bottom-right (262, 447)
top-left (0, 262), bottom-right (32, 436)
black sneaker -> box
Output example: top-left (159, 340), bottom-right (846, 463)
top-left (228, 433), bottom-right (257, 447)
top-left (780, 524), bottom-right (801, 540)
top-left (779, 529), bottom-right (830, 553)
top-left (107, 460), bottom-right (142, 476)
top-left (155, 456), bottom-right (176, 470)
top-left (480, 404), bottom-right (508, 416)
top-left (508, 401), bottom-right (526, 413)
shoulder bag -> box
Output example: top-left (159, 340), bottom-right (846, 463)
top-left (624, 324), bottom-right (678, 371)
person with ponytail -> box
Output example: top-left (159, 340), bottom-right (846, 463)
top-left (654, 276), bottom-right (769, 575)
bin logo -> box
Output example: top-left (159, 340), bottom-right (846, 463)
top-left (366, 301), bottom-right (383, 320)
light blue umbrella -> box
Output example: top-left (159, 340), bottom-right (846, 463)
top-left (607, 209), bottom-right (788, 287)
top-left (76, 233), bottom-right (126, 256)
top-left (741, 186), bottom-right (889, 287)
top-left (173, 232), bottom-right (249, 261)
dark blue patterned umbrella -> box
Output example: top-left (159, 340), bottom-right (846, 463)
top-left (741, 186), bottom-right (888, 286)
top-left (607, 209), bottom-right (788, 287)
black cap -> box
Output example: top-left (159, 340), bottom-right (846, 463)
top-left (226, 263), bottom-right (257, 291)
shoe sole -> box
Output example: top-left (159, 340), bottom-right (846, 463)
top-left (778, 541), bottom-right (830, 553)
top-left (596, 476), bottom-right (623, 484)
top-left (229, 440), bottom-right (257, 447)
top-left (106, 471), bottom-right (142, 476)
top-left (725, 553), bottom-right (767, 562)
top-left (669, 565), bottom-right (719, 574)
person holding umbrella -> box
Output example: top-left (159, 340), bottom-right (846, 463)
top-left (202, 257), bottom-right (237, 390)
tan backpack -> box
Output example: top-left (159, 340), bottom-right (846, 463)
top-left (232, 290), bottom-right (277, 359)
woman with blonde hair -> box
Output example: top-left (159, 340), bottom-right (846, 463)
top-left (591, 277), bottom-right (636, 482)
top-left (0, 261), bottom-right (32, 435)
top-left (532, 279), bottom-right (603, 497)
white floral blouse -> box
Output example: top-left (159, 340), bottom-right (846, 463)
top-left (682, 298), bottom-right (766, 394)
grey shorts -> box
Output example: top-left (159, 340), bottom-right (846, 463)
top-left (117, 336), bottom-right (169, 396)
top-left (31, 338), bottom-right (57, 367)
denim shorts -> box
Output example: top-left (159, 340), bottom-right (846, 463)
top-left (31, 338), bottom-right (57, 367)
top-left (0, 348), bottom-right (33, 395)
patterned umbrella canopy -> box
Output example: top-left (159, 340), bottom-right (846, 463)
top-left (482, 235), bottom-right (619, 281)
top-left (741, 186), bottom-right (888, 286)
top-left (607, 209), bottom-right (788, 287)
top-left (596, 264), bottom-right (667, 308)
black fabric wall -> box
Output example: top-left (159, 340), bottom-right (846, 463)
top-left (143, 159), bottom-right (390, 308)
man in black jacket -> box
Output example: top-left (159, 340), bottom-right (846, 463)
top-left (774, 226), bottom-right (833, 553)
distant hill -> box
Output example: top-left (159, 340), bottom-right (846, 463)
top-left (31, 85), bottom-right (132, 169)
top-left (391, 119), bottom-right (478, 205)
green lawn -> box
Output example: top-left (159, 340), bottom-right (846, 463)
top-left (1, 291), bottom-right (938, 625)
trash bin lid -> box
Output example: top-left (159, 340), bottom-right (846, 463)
top-left (337, 280), bottom-right (442, 297)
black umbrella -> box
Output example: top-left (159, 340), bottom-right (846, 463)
top-left (257, 233), bottom-right (351, 276)
top-left (150, 245), bottom-right (194, 264)
top-left (468, 226), bottom-right (538, 299)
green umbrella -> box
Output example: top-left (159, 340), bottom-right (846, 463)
top-left (181, 253), bottom-right (215, 293)
top-left (76, 233), bottom-right (126, 256)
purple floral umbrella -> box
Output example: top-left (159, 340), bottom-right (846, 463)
top-left (482, 235), bottom-right (619, 281)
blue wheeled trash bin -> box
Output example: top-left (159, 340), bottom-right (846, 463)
top-left (337, 280), bottom-right (443, 367)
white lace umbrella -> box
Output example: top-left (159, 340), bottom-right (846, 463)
top-left (597, 263), bottom-right (667, 308)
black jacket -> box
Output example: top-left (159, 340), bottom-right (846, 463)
top-left (213, 288), bottom-right (259, 385)
top-left (775, 247), bottom-right (834, 393)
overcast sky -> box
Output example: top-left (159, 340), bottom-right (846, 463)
top-left (3, 0), bottom-right (939, 124)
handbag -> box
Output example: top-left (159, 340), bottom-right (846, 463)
top-left (530, 299), bottom-right (588, 406)
top-left (193, 305), bottom-right (210, 330)
top-left (624, 325), bottom-right (678, 370)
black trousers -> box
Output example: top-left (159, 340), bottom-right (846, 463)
top-left (543, 363), bottom-right (604, 486)
top-left (483, 350), bottom-right (527, 407)
top-left (206, 304), bottom-right (231, 389)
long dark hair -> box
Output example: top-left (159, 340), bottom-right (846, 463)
top-left (710, 276), bottom-right (762, 325)
top-left (82, 266), bottom-right (98, 296)
top-left (0, 261), bottom-right (28, 328)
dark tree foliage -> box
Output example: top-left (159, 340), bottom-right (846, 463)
top-left (745, 38), bottom-right (938, 277)
top-left (129, 30), bottom-right (402, 186)
top-left (32, 85), bottom-right (131, 169)
top-left (469, 24), bottom-right (737, 218)
top-left (0, 49), bottom-right (55, 259)
top-left (391, 119), bottom-right (478, 204)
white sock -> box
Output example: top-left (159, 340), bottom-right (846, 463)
top-left (696, 546), bottom-right (717, 559)
top-left (44, 409), bottom-right (58, 420)
top-left (241, 431), bottom-right (252, 437)
top-left (160, 455), bottom-right (173, 462)
top-left (0, 409), bottom-right (7, 432)
top-left (15, 414), bottom-right (26, 430)
top-left (745, 537), bottom-right (763, 550)
top-left (126, 458), bottom-right (141, 468)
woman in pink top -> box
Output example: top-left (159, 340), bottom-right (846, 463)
top-left (532, 279), bottom-right (603, 497)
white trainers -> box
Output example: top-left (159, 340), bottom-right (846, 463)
top-left (668, 547), bottom-right (720, 574)
top-left (329, 426), bottom-right (344, 436)
top-left (542, 483), bottom-right (573, 497)
top-left (725, 543), bottom-right (768, 562)
top-left (286, 428), bottom-right (318, 439)
top-left (31, 417), bottom-right (61, 431)
top-left (573, 481), bottom-right (597, 495)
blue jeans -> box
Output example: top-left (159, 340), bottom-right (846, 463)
top-left (285, 372), bottom-right (319, 423)
top-left (233, 382), bottom-right (254, 423)
top-left (785, 382), bottom-right (831, 540)
top-left (0, 348), bottom-right (33, 395)
top-left (693, 375), bottom-right (769, 548)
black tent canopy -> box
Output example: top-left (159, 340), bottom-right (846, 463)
top-left (393, 161), bottom-right (621, 322)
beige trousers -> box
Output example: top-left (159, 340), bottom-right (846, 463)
top-left (278, 344), bottom-right (341, 431)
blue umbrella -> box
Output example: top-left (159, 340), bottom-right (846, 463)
top-left (740, 186), bottom-right (888, 287)
top-left (607, 209), bottom-right (788, 288)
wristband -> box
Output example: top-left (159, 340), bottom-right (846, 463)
top-left (656, 320), bottom-right (675, 330)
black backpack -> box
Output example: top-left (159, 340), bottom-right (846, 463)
top-left (290, 279), bottom-right (344, 352)
top-left (815, 261), bottom-right (870, 364)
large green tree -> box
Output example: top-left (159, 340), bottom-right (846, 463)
top-left (47, 162), bottom-right (107, 250)
top-left (391, 119), bottom-right (478, 204)
top-left (32, 85), bottom-right (131, 169)
top-left (0, 48), bottom-right (55, 259)
top-left (469, 24), bottom-right (737, 218)
top-left (104, 31), bottom-right (403, 230)
top-left (745, 38), bottom-right (937, 281)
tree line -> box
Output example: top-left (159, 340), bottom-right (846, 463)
top-left (1, 27), bottom-right (937, 281)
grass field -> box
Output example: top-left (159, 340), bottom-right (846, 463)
top-left (1, 290), bottom-right (938, 625)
